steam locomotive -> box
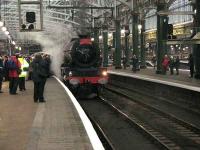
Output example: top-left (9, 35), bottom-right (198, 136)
top-left (61, 36), bottom-right (108, 98)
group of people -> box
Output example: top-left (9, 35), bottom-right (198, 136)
top-left (161, 54), bottom-right (195, 77)
top-left (0, 53), bottom-right (50, 103)
top-left (121, 53), bottom-right (195, 78)
top-left (122, 55), bottom-right (139, 72)
top-left (0, 54), bottom-right (30, 94)
top-left (162, 55), bottom-right (180, 75)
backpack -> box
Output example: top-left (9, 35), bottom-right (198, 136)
top-left (7, 60), bottom-right (17, 70)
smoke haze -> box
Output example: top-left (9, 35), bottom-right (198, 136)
top-left (18, 24), bottom-right (77, 78)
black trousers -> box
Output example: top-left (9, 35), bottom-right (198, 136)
top-left (19, 77), bottom-right (25, 90)
top-left (34, 80), bottom-right (46, 102)
top-left (9, 77), bottom-right (19, 94)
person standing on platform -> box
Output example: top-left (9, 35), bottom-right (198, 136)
top-left (151, 55), bottom-right (156, 69)
top-left (169, 56), bottom-right (175, 75)
top-left (27, 56), bottom-right (33, 80)
top-left (174, 56), bottom-right (180, 75)
top-left (189, 54), bottom-right (194, 78)
top-left (18, 55), bottom-right (29, 91)
top-left (0, 56), bottom-right (4, 93)
top-left (3, 55), bottom-right (9, 81)
top-left (43, 54), bottom-right (51, 77)
top-left (122, 56), bottom-right (127, 69)
top-left (162, 54), bottom-right (169, 75)
top-left (7, 55), bottom-right (21, 95)
top-left (132, 54), bottom-right (138, 73)
top-left (31, 54), bottom-right (49, 103)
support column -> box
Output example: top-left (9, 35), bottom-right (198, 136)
top-left (125, 30), bottom-right (130, 66)
top-left (103, 31), bottom-right (108, 67)
top-left (93, 28), bottom-right (99, 46)
top-left (115, 19), bottom-right (122, 69)
top-left (156, 3), bottom-right (168, 74)
top-left (132, 13), bottom-right (139, 57)
top-left (193, 1), bottom-right (200, 79)
top-left (140, 19), bottom-right (146, 68)
top-left (112, 32), bottom-right (116, 65)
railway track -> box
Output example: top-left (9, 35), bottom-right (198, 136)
top-left (80, 98), bottom-right (167, 150)
top-left (102, 86), bottom-right (200, 150)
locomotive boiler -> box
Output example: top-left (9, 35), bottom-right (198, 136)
top-left (61, 36), bottom-right (108, 98)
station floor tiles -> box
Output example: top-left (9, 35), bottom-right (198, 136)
top-left (0, 78), bottom-right (93, 150)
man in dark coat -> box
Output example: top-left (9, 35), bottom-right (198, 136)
top-left (31, 54), bottom-right (49, 103)
top-left (174, 56), bottom-right (180, 75)
top-left (3, 55), bottom-right (9, 81)
top-left (132, 54), bottom-right (138, 72)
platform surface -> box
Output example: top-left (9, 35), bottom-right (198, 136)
top-left (0, 78), bottom-right (94, 150)
top-left (108, 66), bottom-right (200, 88)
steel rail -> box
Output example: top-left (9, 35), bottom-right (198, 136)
top-left (99, 97), bottom-right (174, 150)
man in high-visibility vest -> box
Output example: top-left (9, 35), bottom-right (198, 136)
top-left (18, 55), bottom-right (29, 91)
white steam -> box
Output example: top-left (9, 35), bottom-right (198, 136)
top-left (18, 24), bottom-right (77, 78)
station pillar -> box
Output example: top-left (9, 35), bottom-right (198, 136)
top-left (156, 3), bottom-right (168, 74)
top-left (115, 19), bottom-right (122, 69)
top-left (112, 32), bottom-right (116, 66)
top-left (125, 30), bottom-right (130, 66)
top-left (103, 31), bottom-right (108, 67)
top-left (140, 19), bottom-right (146, 69)
top-left (94, 28), bottom-right (99, 47)
top-left (132, 13), bottom-right (139, 58)
top-left (193, 1), bottom-right (200, 79)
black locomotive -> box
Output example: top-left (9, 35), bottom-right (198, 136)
top-left (61, 36), bottom-right (108, 98)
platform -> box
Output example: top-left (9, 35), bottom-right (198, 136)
top-left (108, 66), bottom-right (200, 88)
top-left (0, 77), bottom-right (103, 150)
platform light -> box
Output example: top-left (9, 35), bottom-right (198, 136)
top-left (21, 24), bottom-right (26, 30)
top-left (2, 26), bottom-right (7, 31)
top-left (138, 24), bottom-right (142, 30)
top-left (19, 47), bottom-right (21, 51)
top-left (121, 29), bottom-right (125, 34)
top-left (4, 31), bottom-right (9, 35)
top-left (28, 24), bottom-right (34, 30)
top-left (91, 37), bottom-right (94, 41)
top-left (0, 21), bottom-right (3, 27)
top-left (99, 35), bottom-right (102, 39)
top-left (15, 46), bottom-right (18, 49)
top-left (194, 9), bottom-right (197, 14)
top-left (12, 41), bottom-right (16, 45)
top-left (108, 33), bottom-right (112, 38)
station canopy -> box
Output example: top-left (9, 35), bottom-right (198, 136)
top-left (0, 0), bottom-right (178, 47)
